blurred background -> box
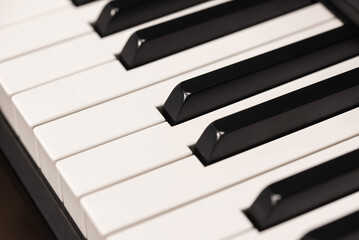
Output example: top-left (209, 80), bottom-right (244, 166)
top-left (0, 150), bottom-right (55, 240)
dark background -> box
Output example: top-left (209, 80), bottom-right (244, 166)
top-left (0, 150), bottom-right (55, 240)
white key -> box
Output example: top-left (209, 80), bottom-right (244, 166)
top-left (0, 0), bottom-right (108, 63)
top-left (0, 0), bottom-right (70, 29)
top-left (1, 0), bottom-right (230, 131)
top-left (11, 7), bottom-right (339, 162)
top-left (57, 123), bottom-right (192, 234)
top-left (34, 55), bottom-right (359, 204)
top-left (235, 193), bottom-right (359, 240)
top-left (107, 136), bottom-right (359, 240)
top-left (35, 95), bottom-right (164, 197)
top-left (55, 30), bottom-right (349, 227)
top-left (12, 4), bottom-right (338, 129)
top-left (0, 33), bottom-right (115, 134)
top-left (80, 107), bottom-right (359, 239)
top-left (0, 33), bottom-right (113, 97)
top-left (0, 0), bottom-right (228, 99)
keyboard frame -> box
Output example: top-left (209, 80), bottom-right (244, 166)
top-left (0, 111), bottom-right (85, 240)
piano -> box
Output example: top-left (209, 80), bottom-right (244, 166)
top-left (0, 0), bottom-right (358, 239)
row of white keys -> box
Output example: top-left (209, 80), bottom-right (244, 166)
top-left (12, 3), bottom-right (336, 128)
top-left (11, 5), bottom-right (339, 162)
top-left (0, 0), bottom-right (230, 128)
top-left (34, 22), bottom-right (353, 200)
top-left (236, 194), bottom-right (359, 240)
top-left (0, 0), bottom-right (70, 29)
top-left (0, 0), bottom-right (109, 63)
top-left (55, 56), bottom-right (359, 237)
top-left (53, 27), bottom-right (346, 232)
top-left (107, 136), bottom-right (359, 240)
top-left (0, 32), bottom-right (114, 132)
top-left (80, 106), bottom-right (359, 240)
top-left (0, 0), bottom-right (227, 64)
top-left (58, 123), bottom-right (193, 235)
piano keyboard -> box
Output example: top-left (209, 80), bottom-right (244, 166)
top-left (0, 0), bottom-right (358, 239)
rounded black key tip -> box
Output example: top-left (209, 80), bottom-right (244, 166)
top-left (118, 32), bottom-right (147, 69)
top-left (195, 123), bottom-right (224, 166)
top-left (163, 84), bottom-right (192, 125)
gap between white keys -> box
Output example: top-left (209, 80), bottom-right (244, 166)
top-left (0, 0), bottom-right (229, 124)
top-left (11, 7), bottom-right (339, 163)
top-left (33, 31), bottom-right (358, 202)
top-left (0, 0), bottom-right (109, 63)
top-left (0, 0), bottom-right (70, 29)
top-left (80, 107), bottom-right (359, 240)
top-left (107, 136), bottom-right (359, 240)
top-left (54, 56), bottom-right (359, 238)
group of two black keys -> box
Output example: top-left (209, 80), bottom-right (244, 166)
top-left (73, 0), bottom-right (315, 68)
top-left (70, 0), bottom-right (359, 237)
top-left (69, 0), bottom-right (359, 163)
top-left (177, 19), bottom-right (359, 239)
top-left (185, 24), bottom-right (359, 238)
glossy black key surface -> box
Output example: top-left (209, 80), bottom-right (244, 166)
top-left (72, 0), bottom-right (97, 6)
top-left (348, 0), bottom-right (359, 11)
top-left (325, 0), bottom-right (359, 27)
top-left (301, 210), bottom-right (359, 240)
top-left (119, 0), bottom-right (312, 69)
top-left (93, 0), bottom-right (209, 37)
top-left (162, 26), bottom-right (359, 125)
top-left (195, 68), bottom-right (359, 166)
top-left (245, 150), bottom-right (359, 231)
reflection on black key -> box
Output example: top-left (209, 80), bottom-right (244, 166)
top-left (93, 0), bottom-right (209, 37)
top-left (195, 68), bottom-right (359, 166)
top-left (162, 26), bottom-right (359, 125)
top-left (301, 211), bottom-right (359, 240)
top-left (72, 0), bottom-right (97, 6)
top-left (245, 149), bottom-right (359, 231)
top-left (119, 0), bottom-right (312, 69)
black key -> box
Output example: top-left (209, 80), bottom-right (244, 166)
top-left (118, 0), bottom-right (312, 69)
top-left (162, 26), bottom-right (359, 125)
top-left (195, 67), bottom-right (359, 166)
top-left (348, 0), bottom-right (359, 11)
top-left (326, 0), bottom-right (359, 28)
top-left (301, 210), bottom-right (359, 240)
top-left (72, 0), bottom-right (97, 6)
top-left (245, 149), bottom-right (359, 231)
top-left (93, 0), bottom-right (209, 37)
